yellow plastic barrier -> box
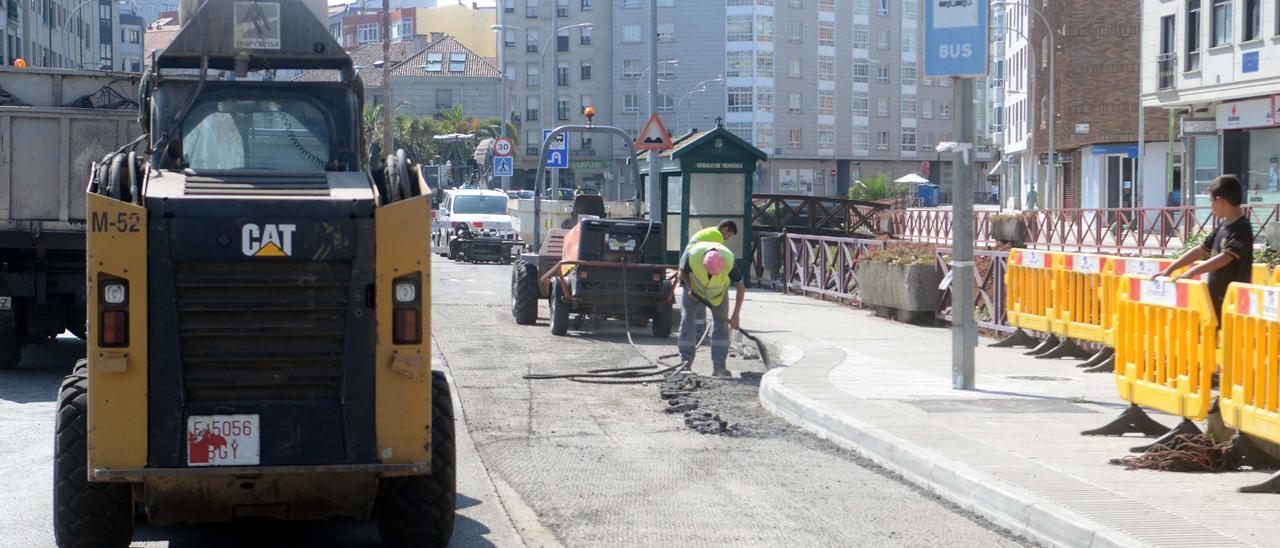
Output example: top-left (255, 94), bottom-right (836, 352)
top-left (1220, 283), bottom-right (1280, 443)
top-left (1113, 276), bottom-right (1217, 421)
top-left (1049, 252), bottom-right (1109, 344)
top-left (1099, 257), bottom-right (1172, 347)
top-left (1006, 249), bottom-right (1056, 333)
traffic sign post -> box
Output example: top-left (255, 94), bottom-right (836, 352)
top-left (924, 0), bottom-right (986, 391)
top-left (543, 129), bottom-right (568, 170)
top-left (636, 114), bottom-right (673, 151)
top-left (494, 156), bottom-right (514, 178)
top-left (493, 136), bottom-right (514, 157)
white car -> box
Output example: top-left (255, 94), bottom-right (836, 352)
top-left (433, 189), bottom-right (521, 262)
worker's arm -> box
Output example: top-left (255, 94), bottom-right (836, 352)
top-left (1154, 246), bottom-right (1209, 280)
top-left (730, 282), bottom-right (746, 331)
top-left (1173, 252), bottom-right (1235, 281)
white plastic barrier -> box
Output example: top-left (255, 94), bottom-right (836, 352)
top-left (508, 199), bottom-right (636, 245)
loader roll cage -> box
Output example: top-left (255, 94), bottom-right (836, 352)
top-left (530, 124), bottom-right (643, 253)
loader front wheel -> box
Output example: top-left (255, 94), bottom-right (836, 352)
top-left (375, 370), bottom-right (457, 548)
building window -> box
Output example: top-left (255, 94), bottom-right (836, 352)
top-left (658, 23), bottom-right (675, 43)
top-left (852, 93), bottom-right (869, 117)
top-left (727, 51), bottom-right (753, 77)
top-left (357, 23), bottom-right (379, 44)
top-left (436, 89), bottom-right (453, 111)
top-left (876, 96), bottom-right (889, 117)
top-left (903, 0), bottom-right (918, 18)
top-left (789, 0), bottom-right (803, 8)
top-left (819, 126), bottom-right (835, 152)
top-left (581, 0), bottom-right (592, 9)
top-left (756, 16), bottom-right (774, 42)
top-left (853, 128), bottom-right (869, 152)
top-left (424, 52), bottom-right (445, 72)
top-left (727, 87), bottom-right (754, 112)
top-left (1244, 0), bottom-right (1260, 41)
top-left (901, 62), bottom-right (917, 86)
top-left (504, 29), bottom-right (516, 47)
top-left (728, 16), bottom-right (753, 41)
top-left (623, 24), bottom-right (642, 43)
top-left (581, 26), bottom-right (593, 45)
top-left (556, 0), bottom-right (568, 17)
top-left (526, 96), bottom-right (539, 121)
top-left (1211, 0), bottom-right (1232, 46)
top-left (789, 58), bottom-right (802, 78)
top-left (788, 22), bottom-right (803, 43)
top-left (657, 93), bottom-right (675, 113)
top-left (726, 122), bottom-right (753, 145)
top-left (623, 59), bottom-right (642, 78)
top-left (877, 130), bottom-right (890, 151)
top-left (818, 20), bottom-right (835, 47)
top-left (789, 129), bottom-right (802, 149)
top-left (877, 65), bottom-right (890, 84)
top-left (624, 94), bottom-right (640, 114)
top-left (657, 58), bottom-right (677, 78)
top-left (580, 61), bottom-right (592, 80)
top-left (558, 97), bottom-right (569, 120)
top-left (1159, 15), bottom-right (1177, 89)
top-left (558, 32), bottom-right (570, 52)
top-left (939, 101), bottom-right (951, 120)
top-left (789, 93), bottom-right (802, 113)
top-left (527, 63), bottom-right (541, 86)
top-left (1187, 0), bottom-right (1201, 71)
top-left (877, 0), bottom-right (889, 16)
top-left (878, 30), bottom-right (891, 50)
top-left (901, 128), bottom-right (916, 152)
top-left (557, 62), bottom-right (568, 85)
top-left (505, 63), bottom-right (516, 81)
top-left (922, 98), bottom-right (934, 119)
top-left (449, 53), bottom-right (467, 73)
top-left (527, 0), bottom-right (539, 18)
top-left (756, 127), bottom-right (773, 151)
top-left (853, 61), bottom-right (869, 83)
top-left (527, 31), bottom-right (540, 53)
top-left (853, 0), bottom-right (868, 15)
top-left (757, 89), bottom-right (774, 113)
top-left (852, 25), bottom-right (869, 49)
top-left (818, 59), bottom-right (835, 81)
top-left (526, 130), bottom-right (540, 155)
top-left (819, 91), bottom-right (835, 116)
top-left (623, 0), bottom-right (641, 6)
top-left (758, 52), bottom-right (774, 78)
top-left (901, 97), bottom-right (917, 118)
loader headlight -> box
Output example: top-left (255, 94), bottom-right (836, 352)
top-left (103, 282), bottom-right (128, 305)
top-left (394, 281), bottom-right (417, 303)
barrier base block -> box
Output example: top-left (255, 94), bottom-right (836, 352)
top-left (1227, 433), bottom-right (1280, 471)
top-left (1130, 419), bottom-right (1202, 453)
top-left (1076, 347), bottom-right (1115, 369)
top-left (1081, 404), bottom-right (1171, 437)
top-left (1024, 335), bottom-right (1061, 356)
top-left (1035, 338), bottom-right (1095, 360)
top-left (990, 329), bottom-right (1040, 349)
top-left (1082, 354), bottom-right (1116, 374)
top-left (1239, 471), bottom-right (1280, 494)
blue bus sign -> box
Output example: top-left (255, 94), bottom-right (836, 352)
top-left (924, 0), bottom-right (989, 78)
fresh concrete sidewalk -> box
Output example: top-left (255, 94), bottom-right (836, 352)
top-left (738, 289), bottom-right (1280, 548)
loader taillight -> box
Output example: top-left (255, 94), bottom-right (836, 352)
top-left (393, 309), bottom-right (419, 344)
top-left (101, 310), bottom-right (128, 347)
top-left (392, 274), bottom-right (422, 345)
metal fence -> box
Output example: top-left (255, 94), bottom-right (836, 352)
top-left (780, 233), bottom-right (886, 304)
top-left (889, 204), bottom-right (1280, 256)
top-left (934, 247), bottom-right (1013, 333)
top-left (752, 194), bottom-right (890, 237)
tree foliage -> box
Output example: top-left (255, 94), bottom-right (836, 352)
top-left (360, 103), bottom-right (516, 166)
top-left (848, 174), bottom-right (907, 202)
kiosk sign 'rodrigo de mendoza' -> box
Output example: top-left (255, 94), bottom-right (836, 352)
top-left (925, 0), bottom-right (988, 77)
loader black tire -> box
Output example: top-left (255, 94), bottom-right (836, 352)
top-left (375, 370), bottom-right (456, 548)
top-left (549, 282), bottom-right (569, 336)
top-left (652, 304), bottom-right (674, 339)
top-left (53, 359), bottom-right (134, 548)
top-left (511, 260), bottom-right (539, 325)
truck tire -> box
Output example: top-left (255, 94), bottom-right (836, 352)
top-left (549, 282), bottom-right (569, 336)
top-left (652, 304), bottom-right (674, 339)
top-left (511, 260), bottom-right (539, 325)
top-left (375, 370), bottom-right (456, 548)
top-left (53, 360), bottom-right (134, 548)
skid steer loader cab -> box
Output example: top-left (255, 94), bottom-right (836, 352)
top-left (54, 1), bottom-right (454, 546)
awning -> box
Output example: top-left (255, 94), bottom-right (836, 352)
top-left (986, 156), bottom-right (1005, 176)
top-left (895, 173), bottom-right (930, 184)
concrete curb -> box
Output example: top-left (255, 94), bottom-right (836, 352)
top-left (758, 366), bottom-right (1145, 548)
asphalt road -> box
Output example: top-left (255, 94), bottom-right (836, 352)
top-left (0, 255), bottom-right (1035, 547)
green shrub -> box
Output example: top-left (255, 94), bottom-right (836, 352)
top-left (864, 244), bottom-right (936, 266)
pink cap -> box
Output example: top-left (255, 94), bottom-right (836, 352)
top-left (703, 249), bottom-right (726, 276)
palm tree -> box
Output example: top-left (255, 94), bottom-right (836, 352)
top-left (849, 174), bottom-right (906, 202)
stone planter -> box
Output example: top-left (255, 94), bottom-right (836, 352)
top-left (877, 215), bottom-right (895, 237)
top-left (990, 217), bottom-right (1027, 244)
top-left (856, 260), bottom-right (941, 325)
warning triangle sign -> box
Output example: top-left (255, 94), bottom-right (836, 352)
top-left (635, 114), bottom-right (673, 151)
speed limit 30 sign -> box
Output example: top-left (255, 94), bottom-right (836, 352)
top-left (493, 137), bottom-right (514, 157)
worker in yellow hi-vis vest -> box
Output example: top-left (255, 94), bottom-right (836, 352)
top-left (679, 220), bottom-right (738, 270)
top-left (678, 241), bottom-right (746, 377)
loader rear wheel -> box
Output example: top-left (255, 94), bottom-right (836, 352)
top-left (511, 260), bottom-right (539, 325)
top-left (549, 282), bottom-right (569, 336)
top-left (652, 304), bottom-right (674, 339)
top-left (53, 359), bottom-right (134, 548)
top-left (375, 370), bottom-right (456, 548)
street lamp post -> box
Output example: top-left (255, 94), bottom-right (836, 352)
top-left (994, 0), bottom-right (1056, 209)
top-left (61, 0), bottom-right (97, 69)
top-left (634, 60), bottom-right (677, 130)
top-left (992, 23), bottom-right (1036, 211)
top-left (491, 21), bottom-right (593, 194)
top-left (674, 76), bottom-right (723, 134)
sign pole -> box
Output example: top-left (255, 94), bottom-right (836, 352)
top-left (925, 0), bottom-right (986, 391)
top-left (646, 0), bottom-right (661, 222)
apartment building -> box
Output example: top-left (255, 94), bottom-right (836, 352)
top-left (2, 0), bottom-right (120, 70)
top-left (127, 0), bottom-right (177, 26)
top-left (117, 8), bottom-right (143, 72)
top-left (1141, 0), bottom-right (1280, 209)
top-left (498, 0), bottom-right (615, 192)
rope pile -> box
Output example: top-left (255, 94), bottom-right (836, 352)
top-left (1110, 434), bottom-right (1233, 472)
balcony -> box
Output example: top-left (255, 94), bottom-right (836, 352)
top-left (1157, 52), bottom-right (1177, 91)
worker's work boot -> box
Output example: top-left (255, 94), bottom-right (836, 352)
top-left (711, 366), bottom-right (731, 378)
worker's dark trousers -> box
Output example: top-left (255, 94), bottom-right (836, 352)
top-left (678, 288), bottom-right (730, 368)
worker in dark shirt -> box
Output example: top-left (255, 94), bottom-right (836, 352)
top-left (1155, 174), bottom-right (1254, 315)
top-left (678, 241), bottom-right (746, 377)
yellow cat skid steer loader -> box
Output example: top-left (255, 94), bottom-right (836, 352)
top-left (52, 1), bottom-right (452, 546)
